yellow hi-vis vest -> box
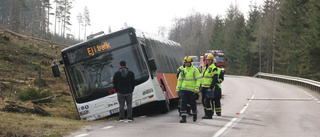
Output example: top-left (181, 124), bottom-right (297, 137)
top-left (176, 65), bottom-right (201, 92)
top-left (201, 63), bottom-right (218, 88)
top-left (177, 65), bottom-right (184, 72)
top-left (216, 67), bottom-right (223, 89)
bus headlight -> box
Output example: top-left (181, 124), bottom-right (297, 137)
top-left (221, 68), bottom-right (225, 71)
top-left (79, 110), bottom-right (89, 116)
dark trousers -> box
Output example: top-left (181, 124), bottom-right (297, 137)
top-left (180, 90), bottom-right (197, 115)
top-left (202, 88), bottom-right (222, 117)
top-left (201, 87), bottom-right (208, 108)
top-left (117, 93), bottom-right (133, 119)
top-left (201, 87), bottom-right (208, 116)
top-left (215, 89), bottom-right (222, 114)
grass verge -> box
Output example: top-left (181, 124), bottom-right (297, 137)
top-left (0, 112), bottom-right (92, 137)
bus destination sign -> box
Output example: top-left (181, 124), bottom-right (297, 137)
top-left (87, 42), bottom-right (111, 56)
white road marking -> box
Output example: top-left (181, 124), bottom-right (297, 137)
top-left (213, 118), bottom-right (237, 137)
top-left (247, 98), bottom-right (312, 101)
top-left (302, 91), bottom-right (319, 102)
top-left (74, 134), bottom-right (89, 137)
top-left (249, 95), bottom-right (255, 102)
top-left (240, 103), bottom-right (249, 114)
top-left (212, 94), bottom-right (254, 137)
top-left (102, 126), bottom-right (114, 129)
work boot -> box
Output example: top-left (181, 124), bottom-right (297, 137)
top-left (202, 115), bottom-right (212, 119)
top-left (180, 116), bottom-right (187, 123)
top-left (193, 114), bottom-right (197, 122)
top-left (217, 112), bottom-right (221, 116)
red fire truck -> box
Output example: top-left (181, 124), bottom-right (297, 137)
top-left (202, 50), bottom-right (226, 73)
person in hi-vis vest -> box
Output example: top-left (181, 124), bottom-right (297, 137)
top-left (201, 54), bottom-right (223, 119)
top-left (176, 56), bottom-right (201, 123)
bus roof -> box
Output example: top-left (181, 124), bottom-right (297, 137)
top-left (62, 27), bottom-right (181, 53)
top-left (135, 29), bottom-right (180, 47)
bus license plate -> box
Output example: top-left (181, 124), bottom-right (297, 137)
top-left (109, 108), bottom-right (119, 114)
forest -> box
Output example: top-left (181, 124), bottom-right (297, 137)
top-left (168, 0), bottom-right (320, 81)
top-left (0, 0), bottom-right (89, 45)
top-left (0, 0), bottom-right (319, 81)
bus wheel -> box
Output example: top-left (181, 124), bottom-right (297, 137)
top-left (159, 84), bottom-right (170, 113)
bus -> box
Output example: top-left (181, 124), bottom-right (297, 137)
top-left (52, 27), bottom-right (185, 120)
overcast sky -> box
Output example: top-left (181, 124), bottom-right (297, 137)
top-left (66, 0), bottom-right (265, 39)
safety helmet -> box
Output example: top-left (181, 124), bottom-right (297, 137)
top-left (183, 56), bottom-right (193, 63)
top-left (206, 54), bottom-right (214, 60)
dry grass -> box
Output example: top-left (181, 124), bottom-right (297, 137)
top-left (0, 111), bottom-right (92, 137)
top-left (0, 32), bottom-right (101, 136)
top-left (0, 96), bottom-right (93, 137)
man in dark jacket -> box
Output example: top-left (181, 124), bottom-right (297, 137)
top-left (113, 60), bottom-right (135, 122)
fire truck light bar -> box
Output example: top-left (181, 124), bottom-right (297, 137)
top-left (207, 50), bottom-right (223, 53)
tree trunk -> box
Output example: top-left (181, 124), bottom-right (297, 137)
top-left (54, 2), bottom-right (57, 36)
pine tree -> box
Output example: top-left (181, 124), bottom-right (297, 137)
top-left (276, 0), bottom-right (308, 77)
top-left (222, 4), bottom-right (246, 75)
top-left (77, 12), bottom-right (83, 41)
top-left (83, 6), bottom-right (90, 39)
top-left (209, 16), bottom-right (225, 51)
top-left (304, 0), bottom-right (320, 80)
top-left (246, 4), bottom-right (261, 76)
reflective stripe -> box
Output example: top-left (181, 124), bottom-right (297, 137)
top-left (203, 76), bottom-right (213, 78)
top-left (205, 108), bottom-right (213, 110)
top-left (181, 87), bottom-right (195, 91)
top-left (202, 84), bottom-right (211, 87)
top-left (181, 113), bottom-right (188, 116)
top-left (193, 69), bottom-right (195, 79)
top-left (183, 79), bottom-right (196, 81)
top-left (215, 108), bottom-right (221, 112)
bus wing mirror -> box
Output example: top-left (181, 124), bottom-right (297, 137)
top-left (148, 58), bottom-right (157, 72)
top-left (52, 64), bottom-right (60, 77)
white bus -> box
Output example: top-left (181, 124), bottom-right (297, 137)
top-left (52, 27), bottom-right (185, 120)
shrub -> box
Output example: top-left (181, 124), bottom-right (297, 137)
top-left (17, 87), bottom-right (51, 101)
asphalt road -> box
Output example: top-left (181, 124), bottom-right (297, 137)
top-left (67, 76), bottom-right (320, 137)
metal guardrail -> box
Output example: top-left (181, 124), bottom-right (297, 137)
top-left (253, 72), bottom-right (320, 93)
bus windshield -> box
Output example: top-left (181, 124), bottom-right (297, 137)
top-left (68, 45), bottom-right (149, 103)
